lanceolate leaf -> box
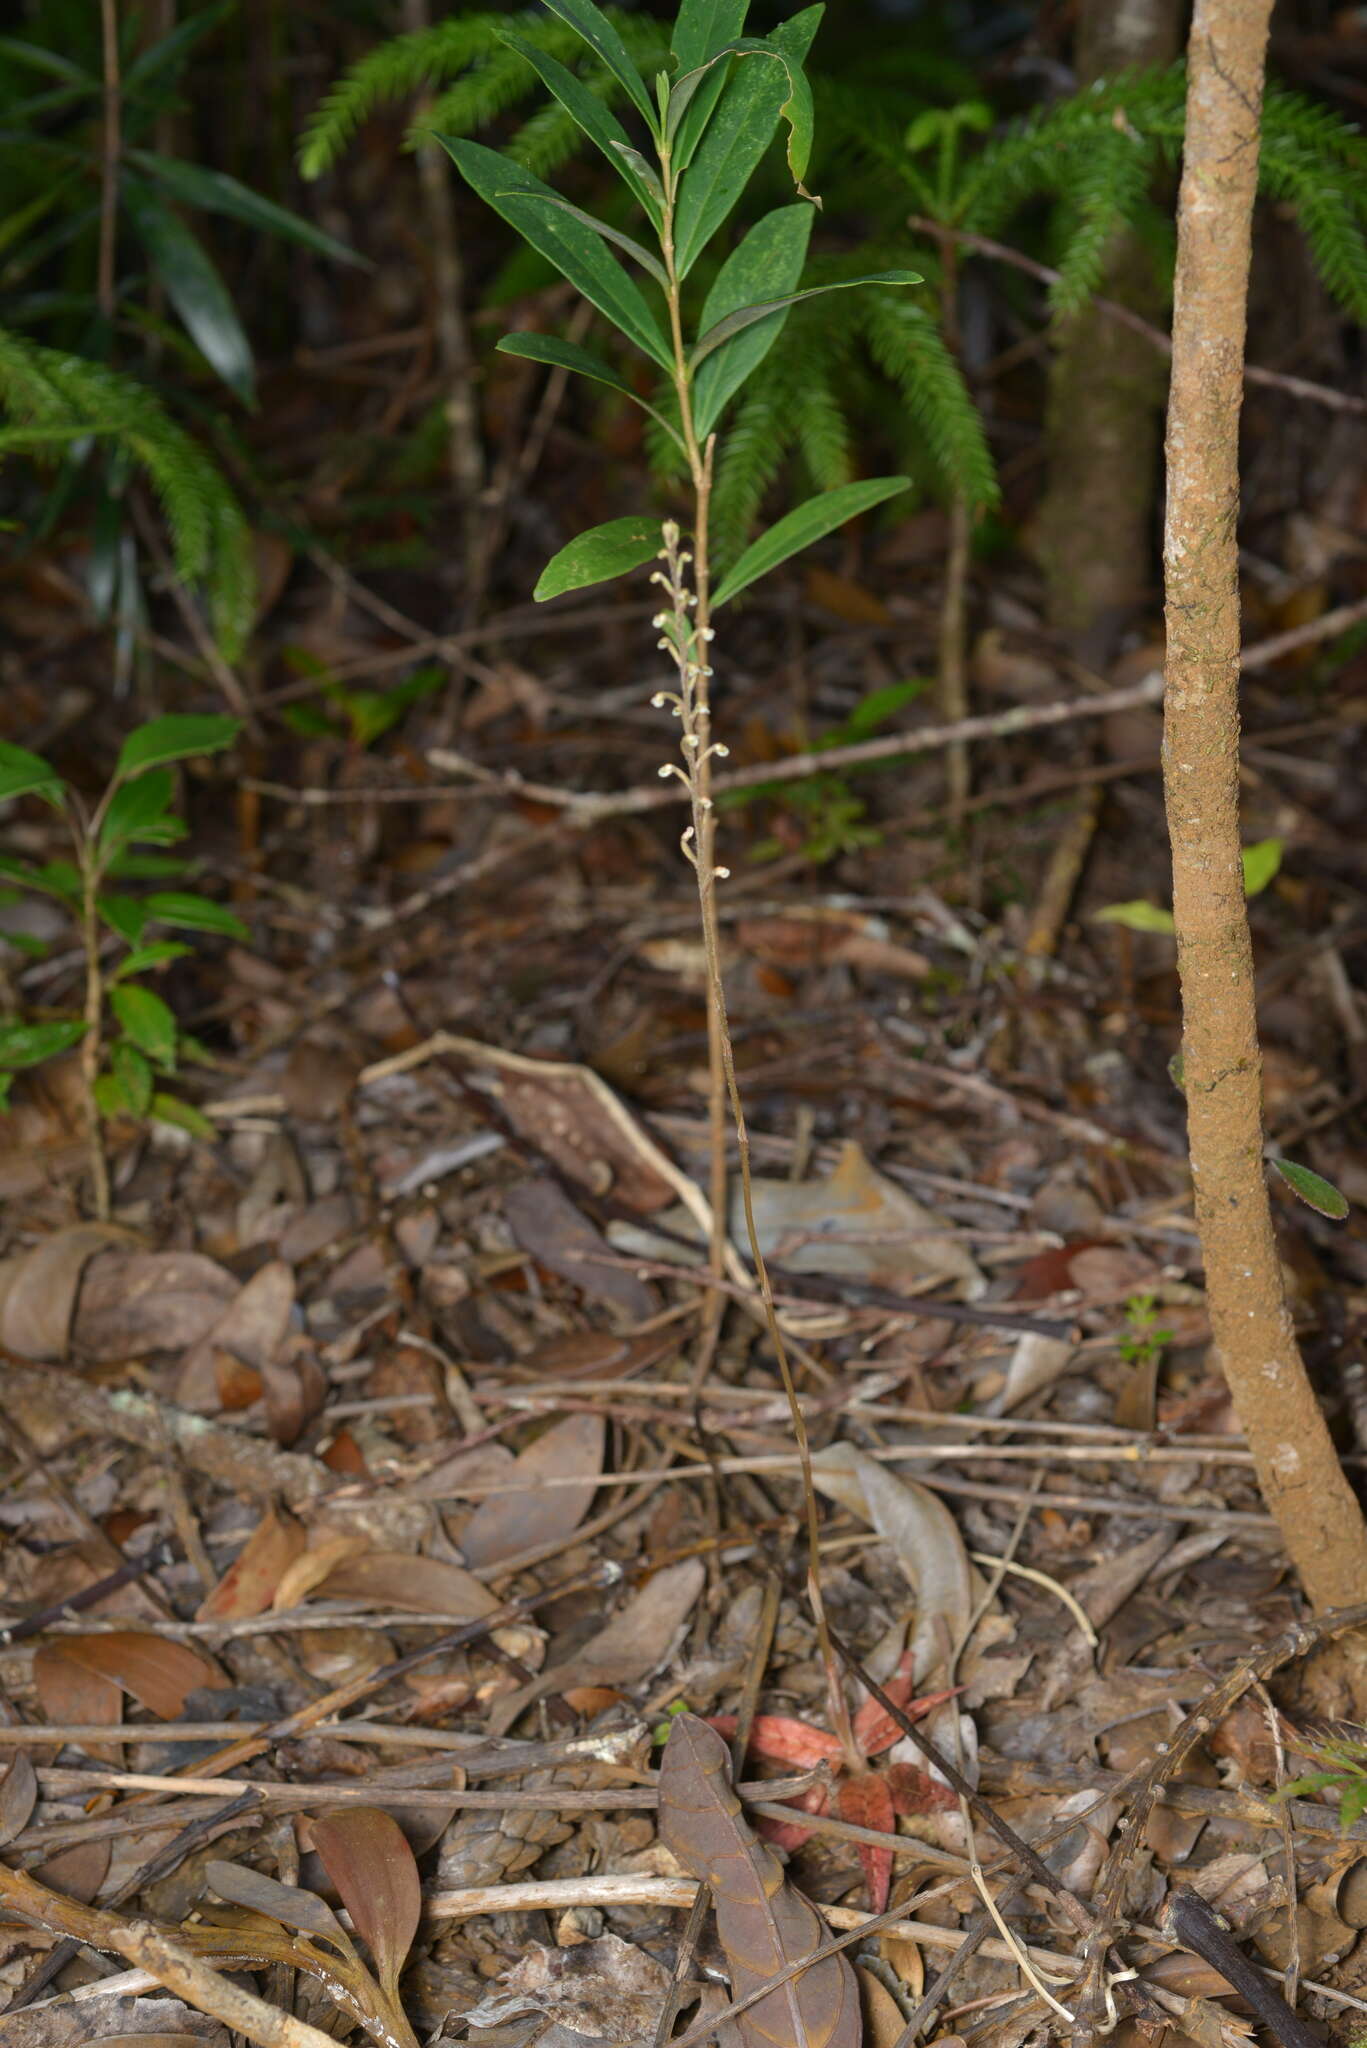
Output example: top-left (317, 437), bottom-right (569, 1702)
top-left (497, 333), bottom-right (684, 447)
top-left (536, 0), bottom-right (657, 128)
top-left (659, 1715), bottom-right (861, 2048)
top-left (436, 140), bottom-right (671, 369)
top-left (534, 515), bottom-right (661, 601)
top-left (712, 476), bottom-right (910, 608)
top-left (495, 31), bottom-right (662, 223)
top-left (142, 891), bottom-right (250, 938)
top-left (310, 1807), bottom-right (421, 2007)
top-left (97, 768), bottom-right (177, 859)
top-left (693, 270), bottom-right (921, 368)
top-left (1271, 1157), bottom-right (1349, 1221)
top-left (691, 204), bottom-right (812, 437)
top-left (506, 191), bottom-right (669, 287)
top-left (110, 983), bottom-right (178, 1065)
top-left (672, 0), bottom-right (749, 69)
top-left (674, 7), bottom-right (823, 276)
top-left (0, 1019), bottom-right (86, 1068)
top-left (127, 150), bottom-right (366, 266)
top-left (122, 178), bottom-right (255, 405)
top-left (114, 714), bottom-right (241, 781)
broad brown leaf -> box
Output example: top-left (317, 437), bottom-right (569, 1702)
top-left (658, 1715), bottom-right (860, 2048)
top-left (52, 1632), bottom-right (223, 1719)
top-left (310, 1807), bottom-right (420, 2006)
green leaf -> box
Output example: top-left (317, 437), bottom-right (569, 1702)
top-left (0, 930), bottom-right (48, 960)
top-left (494, 31), bottom-right (662, 222)
top-left (122, 178), bottom-right (256, 406)
top-left (1242, 837), bottom-right (1284, 897)
top-left (97, 768), bottom-right (178, 859)
top-left (1092, 899), bottom-right (1177, 935)
top-left (0, 1018), bottom-right (86, 1068)
top-left (497, 333), bottom-right (684, 448)
top-left (712, 476), bottom-right (910, 608)
top-left (151, 1091), bottom-right (216, 1139)
top-left (110, 984), bottom-right (179, 1065)
top-left (113, 941), bottom-right (193, 980)
top-left (0, 740), bottom-right (64, 808)
top-left (674, 8), bottom-right (823, 277)
top-left (114, 714), bottom-right (241, 782)
top-left (536, 0), bottom-right (657, 128)
top-left (692, 204), bottom-right (812, 437)
top-left (1341, 1778), bottom-right (1367, 1830)
top-left (505, 192), bottom-right (669, 287)
top-left (668, 4), bottom-right (749, 169)
top-left (693, 271), bottom-right (921, 369)
top-left (102, 1041), bottom-right (154, 1118)
top-left (1271, 1157), bottom-right (1349, 1222)
top-left (99, 894), bottom-right (149, 944)
top-left (435, 140), bottom-right (672, 370)
top-left (126, 150), bottom-right (367, 267)
top-left (142, 892), bottom-right (249, 939)
top-left (0, 1074), bottom-right (12, 1110)
top-left (534, 516), bottom-right (662, 601)
top-left (106, 851), bottom-right (189, 880)
top-left (672, 0), bottom-right (749, 70)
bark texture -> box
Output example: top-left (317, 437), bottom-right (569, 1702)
top-left (1037, 0), bottom-right (1182, 658)
top-left (1164, 0), bottom-right (1367, 1609)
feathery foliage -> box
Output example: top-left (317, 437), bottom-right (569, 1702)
top-left (0, 330), bottom-right (254, 658)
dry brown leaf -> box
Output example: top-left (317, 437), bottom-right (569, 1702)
top-left (197, 1507), bottom-right (308, 1622)
top-left (33, 1642), bottom-right (122, 1763)
top-left (0, 1993), bottom-right (230, 2045)
top-left (271, 1533), bottom-right (373, 1611)
top-left (259, 1334), bottom-right (327, 1446)
top-left (71, 1250), bottom-right (239, 1361)
top-left (176, 1260), bottom-right (296, 1411)
top-left (488, 1557), bottom-right (704, 1736)
top-left (503, 1179), bottom-right (657, 1320)
top-left (0, 1753), bottom-right (38, 1848)
top-left (0, 1224), bottom-right (134, 1360)
top-left (658, 1714), bottom-right (860, 2048)
top-left (463, 1934), bottom-right (678, 2045)
top-left (310, 1807), bottom-right (421, 2005)
top-left (318, 1551), bottom-right (500, 1618)
top-left (459, 1413), bottom-right (605, 1569)
top-left (856, 1966), bottom-right (906, 2048)
top-left (51, 1632), bottom-right (224, 1719)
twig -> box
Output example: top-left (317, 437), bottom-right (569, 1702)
top-left (1160, 1891), bottom-right (1322, 2048)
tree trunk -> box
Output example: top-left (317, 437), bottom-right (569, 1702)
top-left (1164, 0), bottom-right (1367, 1611)
top-left (1037, 0), bottom-right (1182, 661)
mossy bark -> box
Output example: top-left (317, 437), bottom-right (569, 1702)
top-left (1037, 0), bottom-right (1182, 659)
top-left (1164, 0), bottom-right (1367, 1610)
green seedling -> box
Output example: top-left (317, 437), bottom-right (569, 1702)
top-left (0, 714), bottom-right (244, 1216)
top-left (1117, 1291), bottom-right (1173, 1371)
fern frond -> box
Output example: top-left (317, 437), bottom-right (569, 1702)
top-left (710, 374), bottom-right (793, 573)
top-left (1046, 122), bottom-right (1156, 315)
top-left (0, 330), bottom-right (254, 656)
top-left (300, 8), bottom-right (670, 177)
top-left (1259, 98), bottom-right (1367, 319)
top-left (860, 289), bottom-right (998, 512)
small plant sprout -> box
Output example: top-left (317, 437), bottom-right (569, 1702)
top-left (0, 714), bottom-right (245, 1218)
top-left (434, 0), bottom-right (920, 1768)
top-left (1117, 1292), bottom-right (1174, 1372)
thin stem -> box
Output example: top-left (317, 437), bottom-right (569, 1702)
top-left (76, 820), bottom-right (110, 1220)
top-left (98, 0), bottom-right (120, 326)
top-left (653, 144), bottom-right (862, 1774)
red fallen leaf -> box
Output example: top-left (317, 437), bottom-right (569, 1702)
top-left (752, 1781), bottom-right (828, 1853)
top-left (851, 1670), bottom-right (961, 1759)
top-left (835, 1770), bottom-right (897, 1913)
top-left (708, 1712), bottom-right (842, 1769)
top-left (886, 1760), bottom-right (957, 1816)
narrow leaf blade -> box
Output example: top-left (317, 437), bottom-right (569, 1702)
top-left (127, 150), bottom-right (366, 266)
top-left (537, 0), bottom-right (657, 126)
top-left (310, 1807), bottom-right (421, 2003)
top-left (658, 1715), bottom-right (861, 2048)
top-left (534, 515), bottom-right (661, 601)
top-left (691, 204), bottom-right (812, 437)
top-left (712, 477), bottom-right (910, 608)
top-left (114, 714), bottom-right (241, 780)
top-left (435, 139), bottom-right (671, 368)
top-left (0, 1019), bottom-right (86, 1068)
top-left (495, 31), bottom-right (661, 221)
top-left (142, 891), bottom-right (249, 938)
top-left (122, 179), bottom-right (256, 404)
top-left (692, 271), bottom-right (921, 368)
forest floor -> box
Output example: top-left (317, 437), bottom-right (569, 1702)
top-left (4, 319), bottom-right (1367, 2048)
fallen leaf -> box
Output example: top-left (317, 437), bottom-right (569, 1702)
top-left (0, 1224), bottom-right (135, 1360)
top-left (488, 1557), bottom-right (703, 1736)
top-left (458, 1413), bottom-right (605, 1569)
top-left (318, 1551), bottom-right (500, 1619)
top-left (72, 1250), bottom-right (239, 1361)
top-left (51, 1633), bottom-right (224, 1719)
top-left (463, 1934), bottom-right (679, 2047)
top-left (197, 1507), bottom-right (308, 1621)
top-left (504, 1178), bottom-right (657, 1320)
top-left (310, 1807), bottom-right (421, 2006)
top-left (177, 1260), bottom-right (296, 1411)
top-left (658, 1714), bottom-right (860, 2048)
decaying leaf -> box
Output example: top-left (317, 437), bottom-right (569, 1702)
top-left (0, 1993), bottom-right (230, 2045)
top-left (71, 1249), bottom-right (240, 1361)
top-left (0, 1223), bottom-right (134, 1360)
top-left (317, 1550), bottom-right (500, 1618)
top-left (463, 1934), bottom-right (680, 2047)
top-left (176, 1258), bottom-right (296, 1411)
top-left (197, 1506), bottom-right (308, 1621)
top-left (811, 1444), bottom-right (980, 1685)
top-left (658, 1714), bottom-right (861, 2048)
top-left (503, 1178), bottom-right (657, 1320)
top-left (309, 1807), bottom-right (421, 2006)
top-left (46, 1632), bottom-right (224, 1720)
top-left (458, 1412), bottom-right (605, 1569)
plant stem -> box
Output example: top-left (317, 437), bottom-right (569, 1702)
top-left (655, 146), bottom-right (862, 1774)
top-left (98, 0), bottom-right (120, 327)
top-left (78, 840), bottom-right (110, 1221)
